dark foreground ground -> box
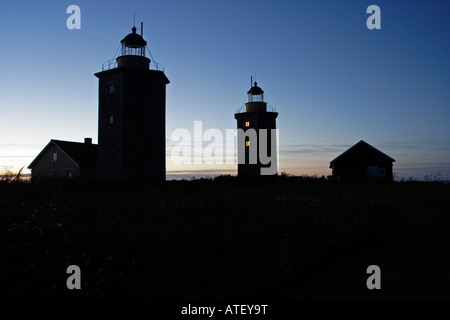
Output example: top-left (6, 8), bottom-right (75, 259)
top-left (1, 176), bottom-right (449, 300)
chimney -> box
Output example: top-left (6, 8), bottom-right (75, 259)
top-left (84, 138), bottom-right (92, 145)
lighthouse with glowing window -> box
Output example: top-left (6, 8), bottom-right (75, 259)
top-left (234, 81), bottom-right (278, 176)
top-left (95, 25), bottom-right (169, 181)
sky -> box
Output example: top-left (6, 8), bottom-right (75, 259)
top-left (0, 0), bottom-right (449, 180)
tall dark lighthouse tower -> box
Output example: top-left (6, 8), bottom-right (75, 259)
top-left (95, 26), bottom-right (169, 181)
top-left (235, 81), bottom-right (278, 176)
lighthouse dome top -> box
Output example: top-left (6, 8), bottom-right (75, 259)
top-left (121, 26), bottom-right (147, 48)
top-left (246, 81), bottom-right (265, 103)
top-left (247, 82), bottom-right (264, 95)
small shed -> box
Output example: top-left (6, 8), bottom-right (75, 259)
top-left (28, 138), bottom-right (97, 181)
top-left (329, 140), bottom-right (395, 181)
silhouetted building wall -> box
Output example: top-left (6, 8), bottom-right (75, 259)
top-left (234, 82), bottom-right (278, 176)
top-left (28, 138), bottom-right (97, 181)
top-left (95, 27), bottom-right (169, 181)
top-left (329, 140), bottom-right (395, 181)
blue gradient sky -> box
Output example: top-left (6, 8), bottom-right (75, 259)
top-left (1, 0), bottom-right (449, 179)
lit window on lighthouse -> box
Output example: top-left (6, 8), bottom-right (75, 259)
top-left (109, 116), bottom-right (114, 124)
top-left (246, 141), bottom-right (250, 147)
top-left (245, 121), bottom-right (250, 127)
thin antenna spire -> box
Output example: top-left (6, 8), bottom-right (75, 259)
top-left (133, 11), bottom-right (136, 27)
top-left (250, 76), bottom-right (253, 87)
top-left (141, 22), bottom-right (143, 37)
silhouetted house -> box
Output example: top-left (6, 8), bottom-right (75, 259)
top-left (28, 138), bottom-right (97, 180)
top-left (234, 81), bottom-right (278, 176)
top-left (329, 140), bottom-right (395, 181)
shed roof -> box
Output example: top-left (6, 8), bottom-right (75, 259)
top-left (329, 140), bottom-right (395, 168)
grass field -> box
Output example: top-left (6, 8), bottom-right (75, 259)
top-left (1, 176), bottom-right (449, 299)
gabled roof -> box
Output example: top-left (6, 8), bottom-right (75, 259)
top-left (28, 139), bottom-right (98, 169)
top-left (329, 140), bottom-right (395, 168)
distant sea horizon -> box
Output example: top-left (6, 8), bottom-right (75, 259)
top-left (2, 173), bottom-right (450, 184)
